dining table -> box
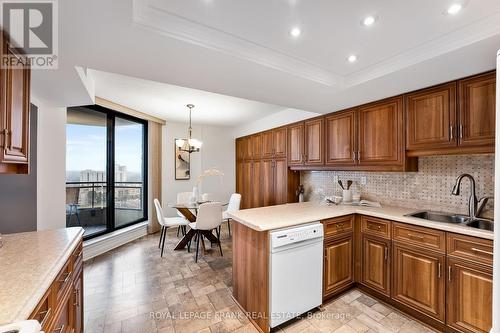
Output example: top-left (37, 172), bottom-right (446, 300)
top-left (168, 201), bottom-right (228, 251)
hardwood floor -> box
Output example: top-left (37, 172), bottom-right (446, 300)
top-left (83, 225), bottom-right (437, 333)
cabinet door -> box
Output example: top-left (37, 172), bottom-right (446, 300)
top-left (273, 158), bottom-right (288, 205)
top-left (72, 269), bottom-right (84, 333)
top-left (261, 130), bottom-right (274, 159)
top-left (304, 118), bottom-right (324, 165)
top-left (236, 139), bottom-right (245, 161)
top-left (0, 47), bottom-right (30, 164)
top-left (362, 235), bottom-right (391, 296)
top-left (242, 137), bottom-right (252, 160)
top-left (325, 110), bottom-right (357, 166)
top-left (447, 258), bottom-right (492, 333)
top-left (273, 127), bottom-right (287, 158)
top-left (406, 83), bottom-right (457, 150)
top-left (48, 289), bottom-right (73, 333)
top-left (358, 97), bottom-right (404, 166)
top-left (392, 244), bottom-right (445, 322)
top-left (251, 160), bottom-right (262, 208)
top-left (241, 161), bottom-right (253, 209)
top-left (459, 72), bottom-right (496, 147)
top-left (250, 134), bottom-right (262, 160)
top-left (324, 235), bottom-right (353, 297)
top-left (287, 123), bottom-right (304, 165)
top-left (261, 159), bottom-right (274, 207)
top-left (236, 162), bottom-right (244, 195)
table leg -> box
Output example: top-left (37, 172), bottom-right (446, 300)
top-left (174, 228), bottom-right (196, 250)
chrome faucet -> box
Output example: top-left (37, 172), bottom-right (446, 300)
top-left (451, 173), bottom-right (490, 219)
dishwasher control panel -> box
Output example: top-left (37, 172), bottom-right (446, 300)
top-left (270, 223), bottom-right (324, 249)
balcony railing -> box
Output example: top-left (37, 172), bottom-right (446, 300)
top-left (66, 181), bottom-right (143, 210)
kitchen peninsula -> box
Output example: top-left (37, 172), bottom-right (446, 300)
top-left (0, 228), bottom-right (84, 333)
top-left (229, 202), bottom-right (494, 333)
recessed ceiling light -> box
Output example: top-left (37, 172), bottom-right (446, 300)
top-left (447, 3), bottom-right (463, 15)
top-left (347, 54), bottom-right (358, 63)
top-left (290, 27), bottom-right (301, 37)
top-left (362, 15), bottom-right (376, 26)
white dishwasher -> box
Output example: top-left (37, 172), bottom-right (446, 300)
top-left (269, 223), bottom-right (324, 328)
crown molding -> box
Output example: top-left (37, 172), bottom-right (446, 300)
top-left (132, 0), bottom-right (500, 89)
top-left (132, 0), bottom-right (343, 87)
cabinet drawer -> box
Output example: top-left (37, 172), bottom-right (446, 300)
top-left (72, 241), bottom-right (83, 274)
top-left (361, 216), bottom-right (391, 239)
top-left (393, 223), bottom-right (445, 252)
top-left (48, 287), bottom-right (72, 333)
top-left (323, 215), bottom-right (353, 238)
top-left (447, 233), bottom-right (493, 265)
top-left (29, 287), bottom-right (53, 331)
top-left (53, 259), bottom-right (72, 304)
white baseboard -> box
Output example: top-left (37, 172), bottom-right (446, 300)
top-left (83, 221), bottom-right (149, 261)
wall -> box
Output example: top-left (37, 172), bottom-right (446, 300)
top-left (232, 108), bottom-right (319, 138)
top-left (0, 107), bottom-right (37, 234)
top-left (301, 155), bottom-right (494, 217)
top-left (162, 122), bottom-right (235, 217)
top-left (36, 104), bottom-right (67, 230)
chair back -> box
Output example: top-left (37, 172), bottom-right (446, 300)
top-left (154, 199), bottom-right (166, 226)
top-left (177, 192), bottom-right (192, 204)
top-left (196, 202), bottom-right (223, 230)
top-left (226, 193), bottom-right (241, 212)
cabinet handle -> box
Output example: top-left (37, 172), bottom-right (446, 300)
top-left (73, 289), bottom-right (79, 307)
top-left (54, 324), bottom-right (65, 333)
top-left (5, 130), bottom-right (11, 150)
top-left (407, 233), bottom-right (424, 240)
top-left (357, 151), bottom-right (361, 162)
top-left (324, 249), bottom-right (327, 259)
top-left (39, 308), bottom-right (52, 327)
top-left (438, 263), bottom-right (442, 278)
top-left (459, 125), bottom-right (463, 139)
top-left (57, 271), bottom-right (71, 284)
top-left (384, 247), bottom-right (388, 260)
top-left (448, 265), bottom-right (452, 282)
top-left (0, 129), bottom-right (5, 148)
top-left (471, 247), bottom-right (494, 256)
top-left (352, 151), bottom-right (356, 162)
top-left (450, 125), bottom-right (454, 140)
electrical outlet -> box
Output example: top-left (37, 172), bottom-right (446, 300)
top-left (360, 176), bottom-right (367, 185)
top-left (332, 175), bottom-right (338, 183)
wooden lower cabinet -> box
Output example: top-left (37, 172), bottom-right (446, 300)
top-left (29, 239), bottom-right (84, 333)
top-left (392, 243), bottom-right (446, 322)
top-left (447, 258), bottom-right (493, 333)
top-left (361, 235), bottom-right (391, 296)
top-left (323, 234), bottom-right (353, 298)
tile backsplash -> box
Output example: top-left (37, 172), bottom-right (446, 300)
top-left (301, 155), bottom-right (494, 216)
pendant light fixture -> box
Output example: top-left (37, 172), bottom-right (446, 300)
top-left (175, 104), bottom-right (202, 153)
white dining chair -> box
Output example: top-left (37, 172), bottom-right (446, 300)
top-left (154, 199), bottom-right (189, 257)
top-left (221, 193), bottom-right (241, 236)
top-left (176, 191), bottom-right (193, 236)
top-left (187, 202), bottom-right (223, 262)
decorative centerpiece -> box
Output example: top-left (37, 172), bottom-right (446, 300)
top-left (296, 184), bottom-right (305, 202)
top-left (192, 168), bottom-right (224, 202)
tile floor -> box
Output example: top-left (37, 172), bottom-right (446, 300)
top-left (83, 225), bottom-right (437, 333)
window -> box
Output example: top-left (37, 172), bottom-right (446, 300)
top-left (66, 105), bottom-right (148, 239)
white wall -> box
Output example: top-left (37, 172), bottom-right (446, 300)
top-left (162, 122), bottom-right (235, 217)
top-left (36, 103), bottom-right (67, 230)
top-left (232, 108), bottom-right (320, 138)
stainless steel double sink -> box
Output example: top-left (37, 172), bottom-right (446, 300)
top-left (405, 211), bottom-right (494, 231)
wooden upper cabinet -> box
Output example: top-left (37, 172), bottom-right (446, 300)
top-left (273, 158), bottom-right (289, 205)
top-left (250, 134), bottom-right (262, 160)
top-left (261, 130), bottom-right (274, 159)
top-left (406, 82), bottom-right (457, 150)
top-left (261, 159), bottom-right (274, 207)
top-left (358, 97), bottom-right (404, 167)
top-left (236, 139), bottom-right (245, 161)
top-left (325, 110), bottom-right (357, 166)
top-left (447, 258), bottom-right (493, 333)
top-left (392, 244), bottom-right (446, 322)
top-left (287, 122), bottom-right (304, 165)
top-left (459, 72), bottom-right (496, 147)
top-left (362, 235), bottom-right (391, 296)
top-left (251, 160), bottom-right (262, 208)
top-left (273, 127), bottom-right (287, 158)
top-left (304, 118), bottom-right (324, 165)
top-left (324, 235), bottom-right (354, 297)
top-left (241, 161), bottom-right (253, 209)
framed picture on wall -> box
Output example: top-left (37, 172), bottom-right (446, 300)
top-left (175, 139), bottom-right (190, 180)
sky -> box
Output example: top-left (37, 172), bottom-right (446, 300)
top-left (66, 121), bottom-right (144, 174)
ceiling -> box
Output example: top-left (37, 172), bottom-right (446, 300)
top-left (31, 0), bottom-right (500, 120)
top-left (90, 69), bottom-right (288, 126)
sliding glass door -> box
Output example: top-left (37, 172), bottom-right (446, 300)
top-left (66, 105), bottom-right (148, 239)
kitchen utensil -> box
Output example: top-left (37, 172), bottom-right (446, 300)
top-left (338, 180), bottom-right (345, 190)
top-left (347, 180), bottom-right (353, 190)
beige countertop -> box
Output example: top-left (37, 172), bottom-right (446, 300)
top-left (0, 227), bottom-right (84, 325)
top-left (229, 202), bottom-right (494, 240)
